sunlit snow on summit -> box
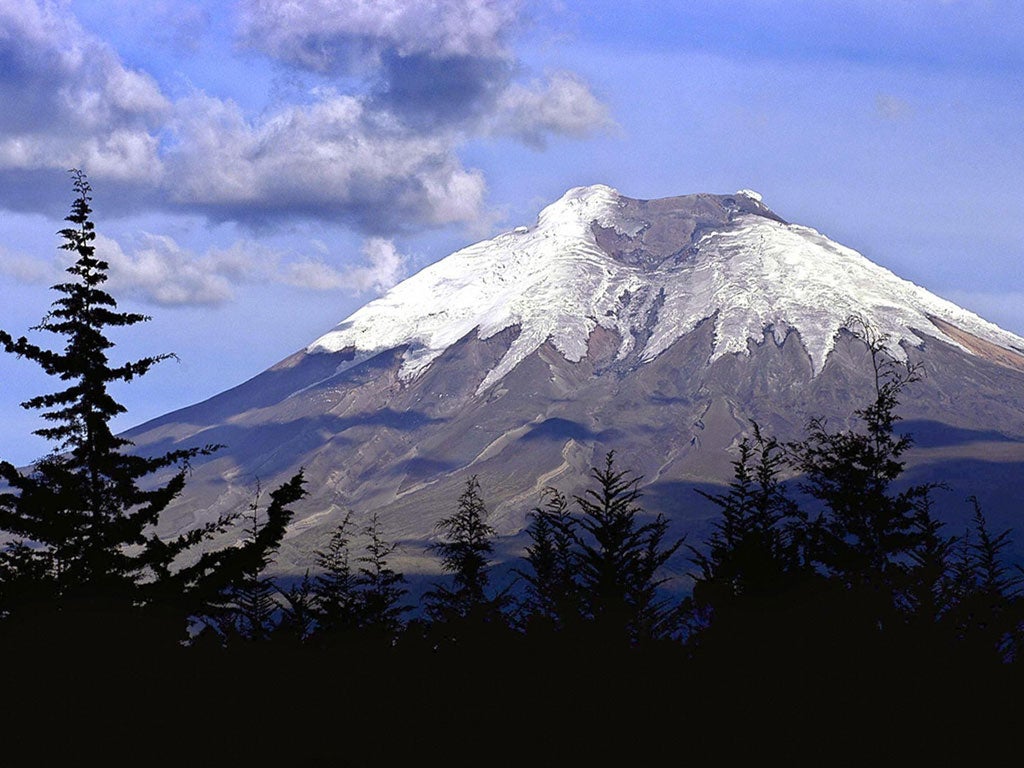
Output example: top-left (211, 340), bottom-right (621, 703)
top-left (309, 185), bottom-right (1024, 392)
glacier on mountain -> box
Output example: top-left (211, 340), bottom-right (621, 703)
top-left (308, 184), bottom-right (1024, 392)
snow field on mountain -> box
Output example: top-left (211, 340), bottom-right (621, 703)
top-left (309, 185), bottom-right (1024, 389)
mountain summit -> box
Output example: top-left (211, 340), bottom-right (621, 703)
top-left (310, 184), bottom-right (1023, 388)
top-left (129, 186), bottom-right (1024, 573)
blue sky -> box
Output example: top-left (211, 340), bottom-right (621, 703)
top-left (1, 0), bottom-right (1022, 465)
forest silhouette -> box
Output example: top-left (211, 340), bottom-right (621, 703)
top-left (1, 173), bottom-right (1021, 763)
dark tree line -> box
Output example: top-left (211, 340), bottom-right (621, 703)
top-left (1, 173), bottom-right (1022, 762)
top-left (516, 453), bottom-right (685, 645)
top-left (684, 321), bottom-right (1024, 670)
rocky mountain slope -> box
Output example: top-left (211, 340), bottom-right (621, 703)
top-left (128, 186), bottom-right (1024, 576)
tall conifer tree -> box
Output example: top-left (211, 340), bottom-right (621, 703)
top-left (312, 512), bottom-right (360, 638)
top-left (0, 171), bottom-right (302, 641)
top-left (689, 426), bottom-right (809, 636)
top-left (517, 487), bottom-right (579, 631)
top-left (424, 476), bottom-right (507, 629)
top-left (573, 452), bottom-right (684, 643)
top-left (355, 512), bottom-right (410, 637)
top-left (787, 316), bottom-right (930, 634)
top-left (943, 498), bottom-right (1024, 662)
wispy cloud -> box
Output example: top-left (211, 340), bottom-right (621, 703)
top-left (0, 245), bottom-right (62, 284)
top-left (101, 233), bottom-right (243, 306)
top-left (0, 230), bottom-right (410, 307)
top-left (282, 237), bottom-right (408, 295)
top-left (492, 71), bottom-right (616, 148)
top-left (875, 93), bottom-right (913, 120)
top-left (236, 0), bottom-right (518, 71)
top-left (348, 237), bottom-right (408, 294)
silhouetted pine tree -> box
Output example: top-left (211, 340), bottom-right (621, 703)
top-left (311, 512), bottom-right (360, 639)
top-left (0, 171), bottom-right (236, 642)
top-left (276, 571), bottom-right (317, 644)
top-left (355, 512), bottom-right (410, 639)
top-left (169, 472), bottom-right (308, 647)
top-left (944, 498), bottom-right (1024, 662)
top-left (0, 173), bottom-right (307, 649)
top-left (788, 316), bottom-right (930, 636)
top-left (0, 542), bottom-right (52, 623)
top-left (516, 487), bottom-right (579, 632)
top-left (573, 451), bottom-right (684, 644)
top-left (688, 426), bottom-right (812, 647)
top-left (229, 483), bottom-right (279, 641)
top-left (905, 489), bottom-right (957, 632)
top-left (197, 474), bottom-right (307, 643)
top-left (424, 476), bottom-right (508, 632)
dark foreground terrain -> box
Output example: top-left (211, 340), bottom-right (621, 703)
top-left (2, 629), bottom-right (1021, 766)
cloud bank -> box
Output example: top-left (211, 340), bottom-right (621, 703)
top-left (0, 0), bottom-right (612, 234)
top-left (0, 1), bottom-right (167, 185)
top-left (163, 91), bottom-right (487, 232)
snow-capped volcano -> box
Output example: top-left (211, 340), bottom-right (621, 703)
top-left (128, 185), bottom-right (1024, 576)
top-left (309, 184), bottom-right (1024, 391)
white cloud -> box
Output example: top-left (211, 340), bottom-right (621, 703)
top-left (236, 0), bottom-right (611, 149)
top-left (0, 0), bottom-right (168, 184)
top-left (350, 237), bottom-right (407, 293)
top-left (164, 90), bottom-right (488, 231)
top-left (283, 237), bottom-right (408, 294)
top-left (0, 245), bottom-right (62, 284)
top-left (281, 260), bottom-right (349, 291)
top-left (1, 209), bottom-right (411, 306)
top-left (0, 1), bottom-right (610, 233)
top-left (493, 71), bottom-right (616, 148)
top-left (0, 232), bottom-right (241, 308)
top-left (237, 0), bottom-right (519, 72)
top-left (100, 233), bottom-right (239, 306)
top-left (0, 230), bottom-right (409, 307)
